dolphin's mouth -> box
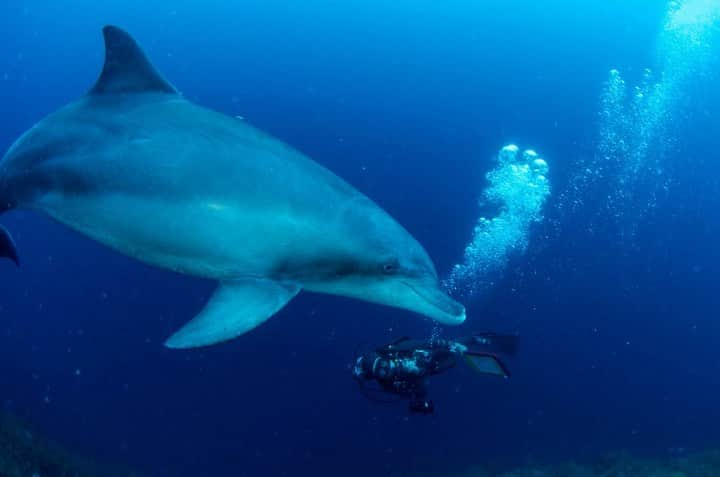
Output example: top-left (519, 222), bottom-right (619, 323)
top-left (403, 280), bottom-right (466, 325)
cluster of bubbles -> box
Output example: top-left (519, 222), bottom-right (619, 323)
top-left (608, 0), bottom-right (719, 179)
top-left (443, 144), bottom-right (550, 297)
top-left (593, 66), bottom-right (671, 230)
top-left (439, 0), bottom-right (717, 306)
top-left (662, 0), bottom-right (720, 79)
top-left (565, 0), bottom-right (719, 236)
top-left (600, 68), bottom-right (668, 182)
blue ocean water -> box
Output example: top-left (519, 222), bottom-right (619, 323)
top-left (0, 0), bottom-right (718, 476)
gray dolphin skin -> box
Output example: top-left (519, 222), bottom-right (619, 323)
top-left (0, 26), bottom-right (465, 348)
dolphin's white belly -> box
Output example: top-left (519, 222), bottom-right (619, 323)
top-left (34, 190), bottom-right (332, 281)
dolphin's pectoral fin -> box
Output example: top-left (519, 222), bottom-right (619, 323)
top-left (0, 225), bottom-right (19, 266)
top-left (88, 25), bottom-right (178, 96)
top-left (164, 279), bottom-right (299, 349)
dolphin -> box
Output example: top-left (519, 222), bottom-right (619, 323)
top-left (0, 26), bottom-right (465, 348)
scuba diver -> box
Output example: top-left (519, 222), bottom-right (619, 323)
top-left (352, 332), bottom-right (517, 414)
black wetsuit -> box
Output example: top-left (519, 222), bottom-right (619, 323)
top-left (353, 334), bottom-right (515, 414)
top-left (354, 337), bottom-right (462, 413)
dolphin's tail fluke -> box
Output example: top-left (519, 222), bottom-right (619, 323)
top-left (0, 225), bottom-right (19, 266)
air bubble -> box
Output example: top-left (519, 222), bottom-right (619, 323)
top-left (444, 145), bottom-right (550, 296)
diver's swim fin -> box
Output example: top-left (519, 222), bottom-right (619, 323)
top-left (472, 332), bottom-right (518, 356)
top-left (464, 352), bottom-right (510, 378)
top-left (0, 225), bottom-right (19, 266)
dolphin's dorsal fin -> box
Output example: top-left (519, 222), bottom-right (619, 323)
top-left (88, 25), bottom-right (178, 96)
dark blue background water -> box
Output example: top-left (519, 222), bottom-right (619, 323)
top-left (1, 1), bottom-right (718, 475)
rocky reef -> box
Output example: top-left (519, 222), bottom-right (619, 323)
top-left (444, 449), bottom-right (720, 477)
top-left (0, 412), bottom-right (140, 477)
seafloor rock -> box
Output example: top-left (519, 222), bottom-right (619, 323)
top-left (0, 412), bottom-right (140, 477)
top-left (479, 449), bottom-right (720, 477)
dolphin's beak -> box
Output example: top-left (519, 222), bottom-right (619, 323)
top-left (402, 279), bottom-right (466, 325)
top-left (302, 273), bottom-right (466, 325)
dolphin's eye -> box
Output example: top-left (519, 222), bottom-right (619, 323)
top-left (381, 259), bottom-right (399, 275)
